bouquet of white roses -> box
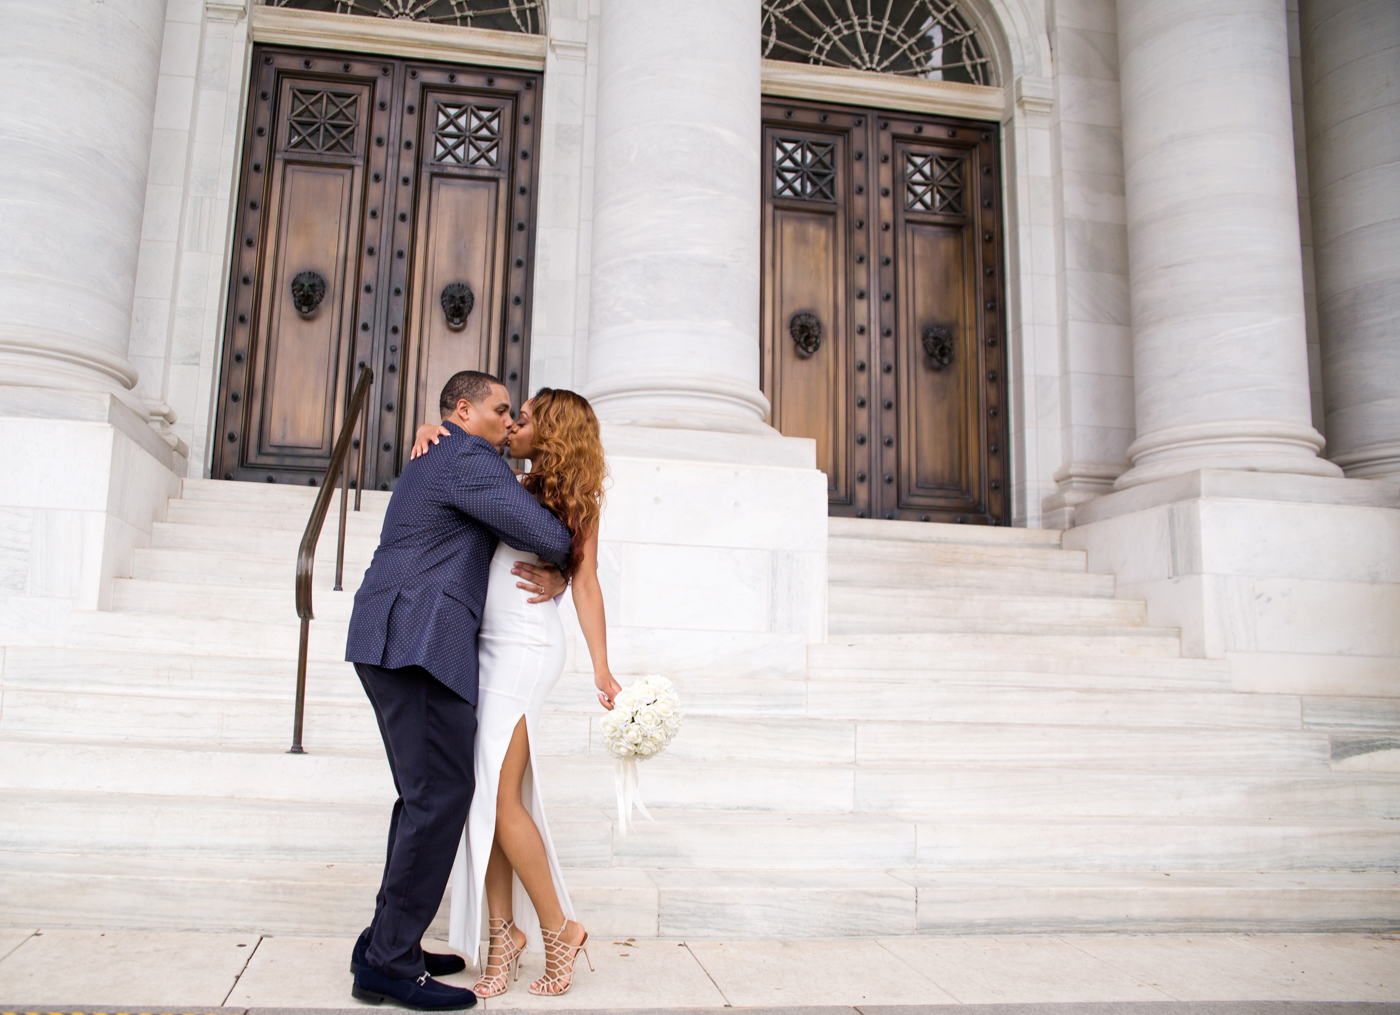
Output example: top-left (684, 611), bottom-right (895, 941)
top-left (599, 674), bottom-right (682, 832)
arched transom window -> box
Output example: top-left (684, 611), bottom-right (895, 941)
top-left (762, 0), bottom-right (996, 86)
top-left (263, 0), bottom-right (542, 33)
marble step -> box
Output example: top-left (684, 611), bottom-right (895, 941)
top-left (5, 660), bottom-right (1305, 744)
top-left (805, 680), bottom-right (1302, 728)
top-left (51, 608), bottom-right (1184, 664)
top-left (0, 850), bottom-right (658, 938)
top-left (0, 789), bottom-right (603, 867)
top-left (814, 628), bottom-right (1180, 662)
top-left (828, 588), bottom-right (1146, 630)
top-left (9, 737), bottom-right (1388, 819)
top-left (6, 781), bottom-right (1397, 875)
top-left (7, 848), bottom-right (1391, 937)
top-left (648, 868), bottom-right (1400, 937)
top-left (62, 610), bottom-right (346, 659)
top-left (113, 578), bottom-right (360, 623)
top-left (0, 647), bottom-right (811, 722)
top-left (604, 809), bottom-right (1400, 871)
top-left (829, 538), bottom-right (1087, 572)
top-left (818, 627), bottom-right (1180, 657)
top-left (808, 652), bottom-right (1232, 691)
top-left (0, 716), bottom-right (1355, 810)
top-left (166, 496), bottom-right (387, 530)
top-left (121, 569), bottom-right (1137, 629)
top-left (829, 516), bottom-right (1063, 548)
top-left (828, 560), bottom-right (1117, 596)
top-left (180, 478), bottom-right (393, 512)
top-left (131, 545), bottom-right (366, 590)
top-left (7, 657), bottom-right (1302, 744)
top-left (151, 519), bottom-right (383, 560)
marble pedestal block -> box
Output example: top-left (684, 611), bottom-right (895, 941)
top-left (558, 425), bottom-right (828, 680)
top-left (0, 388), bottom-right (184, 613)
top-left (1065, 471), bottom-right (1400, 697)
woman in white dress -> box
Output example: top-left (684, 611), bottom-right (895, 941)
top-left (412, 388), bottom-right (620, 998)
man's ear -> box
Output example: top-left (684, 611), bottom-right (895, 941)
top-left (454, 398), bottom-right (472, 422)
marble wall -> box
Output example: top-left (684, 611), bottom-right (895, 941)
top-left (525, 0), bottom-right (599, 393)
top-left (0, 390), bottom-right (183, 613)
top-left (129, 0), bottom-right (251, 472)
top-left (1040, 0), bottom-right (1135, 528)
top-left (1066, 471), bottom-right (1400, 696)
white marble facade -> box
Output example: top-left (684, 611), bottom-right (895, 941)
top-left (0, 0), bottom-right (1397, 691)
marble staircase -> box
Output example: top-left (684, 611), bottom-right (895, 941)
top-left (1, 481), bottom-right (1396, 937)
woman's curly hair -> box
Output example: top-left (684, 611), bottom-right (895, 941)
top-left (520, 388), bottom-right (606, 577)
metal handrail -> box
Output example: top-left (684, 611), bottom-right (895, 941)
top-left (291, 365), bottom-right (374, 754)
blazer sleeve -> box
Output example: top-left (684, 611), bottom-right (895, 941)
top-left (446, 441), bottom-right (574, 571)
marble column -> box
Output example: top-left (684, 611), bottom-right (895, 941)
top-left (1112, 0), bottom-right (1341, 488)
top-left (583, 0), bottom-right (772, 434)
top-left (0, 0), bottom-right (168, 412)
top-left (1300, 0), bottom-right (1400, 481)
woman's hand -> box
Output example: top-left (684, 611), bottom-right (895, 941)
top-left (595, 670), bottom-right (622, 711)
top-left (410, 423), bottom-right (450, 459)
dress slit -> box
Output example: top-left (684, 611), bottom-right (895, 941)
top-left (448, 542), bottom-right (573, 962)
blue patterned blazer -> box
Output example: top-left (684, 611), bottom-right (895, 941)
top-left (345, 422), bottom-right (573, 703)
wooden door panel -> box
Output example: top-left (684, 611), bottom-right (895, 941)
top-left (364, 72), bottom-right (536, 483)
top-left (771, 207), bottom-right (846, 497)
top-left (406, 173), bottom-right (502, 435)
top-left (899, 222), bottom-right (975, 505)
top-left (253, 163), bottom-right (358, 458)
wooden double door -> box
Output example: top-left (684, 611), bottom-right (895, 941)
top-left (762, 100), bottom-right (1008, 524)
top-left (214, 46), bottom-right (540, 488)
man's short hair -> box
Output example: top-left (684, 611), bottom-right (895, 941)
top-left (439, 370), bottom-right (501, 416)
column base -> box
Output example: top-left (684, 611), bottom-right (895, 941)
top-left (1041, 461), bottom-right (1124, 529)
top-left (0, 327), bottom-right (145, 418)
top-left (587, 371), bottom-right (776, 436)
top-left (1114, 420), bottom-right (1343, 489)
top-left (1065, 469), bottom-right (1400, 697)
top-left (557, 424), bottom-right (827, 680)
top-left (1331, 440), bottom-right (1400, 483)
top-left (0, 386), bottom-right (184, 612)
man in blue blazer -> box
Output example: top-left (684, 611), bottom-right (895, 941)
top-left (346, 370), bottom-right (572, 1010)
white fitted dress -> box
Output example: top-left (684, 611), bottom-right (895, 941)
top-left (447, 539), bottom-right (574, 962)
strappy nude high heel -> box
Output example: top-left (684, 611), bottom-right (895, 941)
top-left (528, 918), bottom-right (593, 996)
top-left (474, 917), bottom-right (524, 997)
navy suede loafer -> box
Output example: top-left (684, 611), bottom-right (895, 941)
top-left (351, 928), bottom-right (467, 977)
top-left (351, 965), bottom-right (477, 1011)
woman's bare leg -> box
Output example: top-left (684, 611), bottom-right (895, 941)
top-left (495, 716), bottom-right (584, 947)
top-left (483, 837), bottom-right (514, 922)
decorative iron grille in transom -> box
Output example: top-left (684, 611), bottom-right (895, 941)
top-left (433, 103), bottom-right (501, 167)
top-left (774, 138), bottom-right (837, 201)
top-left (286, 89), bottom-right (359, 154)
top-left (906, 152), bottom-right (965, 214)
top-left (263, 0), bottom-right (541, 33)
top-left (762, 0), bottom-right (995, 86)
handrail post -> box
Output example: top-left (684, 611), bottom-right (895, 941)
top-left (290, 616), bottom-right (309, 754)
top-left (355, 403), bottom-right (368, 513)
top-left (334, 453), bottom-right (349, 591)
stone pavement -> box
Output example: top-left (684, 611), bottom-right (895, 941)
top-left (0, 930), bottom-right (1397, 1009)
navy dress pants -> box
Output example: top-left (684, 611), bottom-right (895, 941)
top-left (355, 662), bottom-right (477, 979)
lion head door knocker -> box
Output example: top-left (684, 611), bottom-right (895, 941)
top-left (922, 323), bottom-right (954, 371)
top-left (290, 270), bottom-right (327, 315)
top-left (789, 311), bottom-right (822, 358)
top-left (440, 282), bottom-right (475, 330)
